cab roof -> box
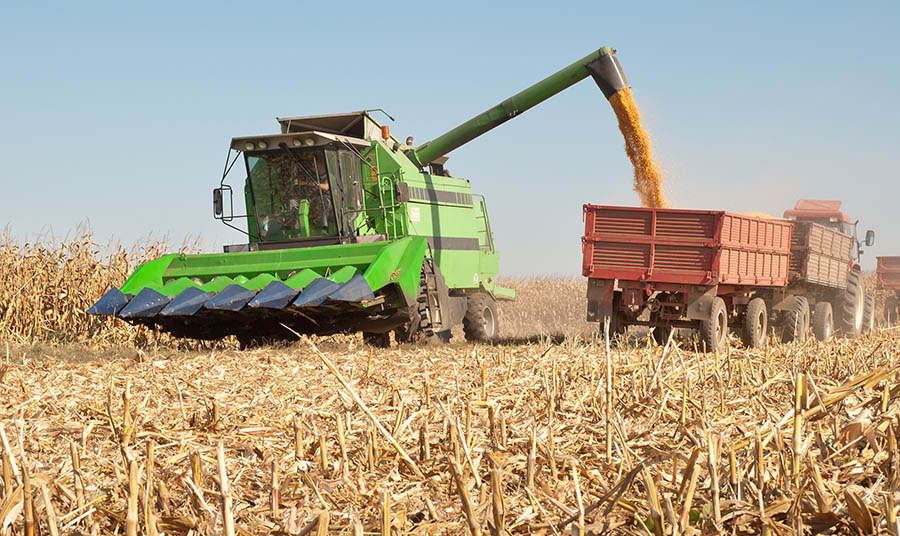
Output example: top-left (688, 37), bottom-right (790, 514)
top-left (783, 199), bottom-right (851, 223)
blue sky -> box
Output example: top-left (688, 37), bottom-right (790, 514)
top-left (2, 2), bottom-right (898, 275)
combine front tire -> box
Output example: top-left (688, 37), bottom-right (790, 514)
top-left (812, 301), bottom-right (834, 341)
top-left (837, 270), bottom-right (864, 337)
top-left (699, 297), bottom-right (728, 352)
top-left (741, 297), bottom-right (768, 349)
top-left (862, 293), bottom-right (875, 334)
top-left (463, 293), bottom-right (499, 342)
top-left (782, 296), bottom-right (810, 343)
top-left (363, 332), bottom-right (391, 348)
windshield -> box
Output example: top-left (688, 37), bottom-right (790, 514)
top-left (246, 149), bottom-right (337, 241)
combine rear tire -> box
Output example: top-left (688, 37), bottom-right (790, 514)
top-left (363, 332), bottom-right (391, 348)
top-left (741, 297), bottom-right (768, 349)
top-left (862, 293), bottom-right (875, 334)
top-left (837, 270), bottom-right (864, 337)
top-left (463, 293), bottom-right (499, 342)
top-left (812, 301), bottom-right (834, 341)
top-left (782, 296), bottom-right (810, 343)
top-left (699, 297), bottom-right (728, 352)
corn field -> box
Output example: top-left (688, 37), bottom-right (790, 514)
top-left (2, 235), bottom-right (900, 535)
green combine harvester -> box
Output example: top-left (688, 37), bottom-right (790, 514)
top-left (88, 47), bottom-right (630, 347)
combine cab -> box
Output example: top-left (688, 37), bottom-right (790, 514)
top-left (89, 47), bottom-right (632, 346)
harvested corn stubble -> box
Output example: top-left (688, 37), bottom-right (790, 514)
top-left (2, 327), bottom-right (900, 535)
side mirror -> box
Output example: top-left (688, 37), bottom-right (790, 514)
top-left (865, 229), bottom-right (875, 247)
top-left (213, 186), bottom-right (233, 221)
top-left (213, 188), bottom-right (224, 216)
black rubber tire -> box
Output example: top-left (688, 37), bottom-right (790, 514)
top-left (699, 297), bottom-right (728, 353)
top-left (782, 296), bottom-right (810, 343)
top-left (363, 332), bottom-right (391, 348)
top-left (649, 311), bottom-right (671, 346)
top-left (837, 270), bottom-right (864, 338)
top-left (812, 300), bottom-right (833, 342)
top-left (741, 297), bottom-right (768, 349)
top-left (395, 270), bottom-right (436, 344)
top-left (884, 296), bottom-right (900, 326)
top-left (862, 293), bottom-right (875, 334)
top-left (603, 291), bottom-right (628, 338)
top-left (463, 293), bottom-right (499, 342)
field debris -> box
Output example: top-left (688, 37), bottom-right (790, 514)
top-left (2, 330), bottom-right (900, 535)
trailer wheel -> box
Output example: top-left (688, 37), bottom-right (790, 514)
top-left (463, 293), bottom-right (499, 342)
top-left (812, 301), bottom-right (833, 341)
top-left (885, 296), bottom-right (900, 326)
top-left (700, 297), bottom-right (728, 352)
top-left (649, 311), bottom-right (671, 346)
top-left (782, 296), bottom-right (810, 343)
top-left (837, 270), bottom-right (864, 337)
top-left (741, 298), bottom-right (768, 349)
top-left (363, 332), bottom-right (391, 348)
top-left (862, 293), bottom-right (875, 334)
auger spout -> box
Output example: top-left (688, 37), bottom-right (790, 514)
top-left (407, 47), bottom-right (629, 168)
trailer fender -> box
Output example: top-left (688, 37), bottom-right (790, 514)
top-left (587, 278), bottom-right (615, 323)
top-left (686, 286), bottom-right (719, 321)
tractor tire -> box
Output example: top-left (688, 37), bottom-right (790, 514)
top-left (812, 301), bottom-right (834, 342)
top-left (862, 293), bottom-right (875, 334)
top-left (837, 270), bottom-right (864, 338)
top-left (463, 293), bottom-right (499, 342)
top-left (884, 296), bottom-right (900, 326)
top-left (741, 297), bottom-right (768, 349)
top-left (782, 296), bottom-right (810, 343)
top-left (363, 332), bottom-right (391, 348)
top-left (699, 297), bottom-right (728, 352)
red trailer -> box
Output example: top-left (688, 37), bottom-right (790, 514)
top-left (582, 205), bottom-right (792, 351)
top-left (582, 201), bottom-right (875, 351)
top-left (877, 256), bottom-right (900, 323)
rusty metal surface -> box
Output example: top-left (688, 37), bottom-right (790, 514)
top-left (582, 205), bottom-right (792, 287)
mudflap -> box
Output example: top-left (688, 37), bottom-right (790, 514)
top-left (686, 286), bottom-right (718, 320)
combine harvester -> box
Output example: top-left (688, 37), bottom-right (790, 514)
top-left (89, 47), bottom-right (632, 347)
top-left (582, 200), bottom-right (875, 351)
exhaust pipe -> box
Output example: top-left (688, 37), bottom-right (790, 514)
top-left (586, 51), bottom-right (630, 99)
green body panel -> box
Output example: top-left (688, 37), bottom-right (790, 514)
top-left (118, 237), bottom-right (428, 306)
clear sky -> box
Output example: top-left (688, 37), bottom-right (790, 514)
top-left (2, 1), bottom-right (898, 275)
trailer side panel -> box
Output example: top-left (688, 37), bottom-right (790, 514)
top-left (583, 205), bottom-right (791, 288)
